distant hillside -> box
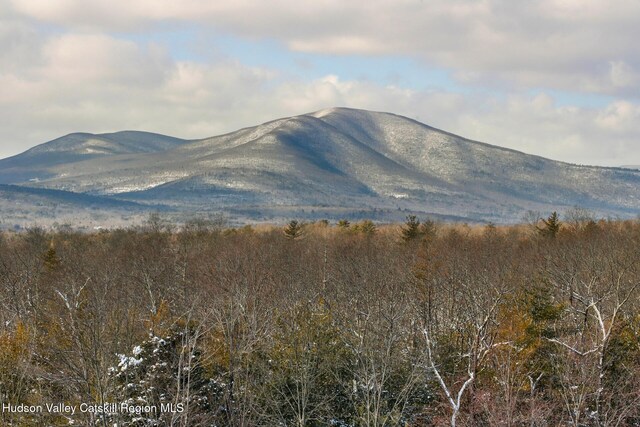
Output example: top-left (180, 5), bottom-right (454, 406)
top-left (2, 108), bottom-right (640, 224)
top-left (0, 184), bottom-right (154, 230)
top-left (0, 131), bottom-right (189, 184)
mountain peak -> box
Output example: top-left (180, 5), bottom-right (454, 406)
top-left (2, 108), bottom-right (640, 223)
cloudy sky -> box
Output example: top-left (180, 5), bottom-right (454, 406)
top-left (1, 0), bottom-right (639, 166)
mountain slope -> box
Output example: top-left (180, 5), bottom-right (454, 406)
top-left (3, 108), bottom-right (640, 223)
top-left (0, 184), bottom-right (152, 230)
top-left (0, 131), bottom-right (189, 184)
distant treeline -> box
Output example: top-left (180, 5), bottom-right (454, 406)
top-left (1, 213), bottom-right (640, 426)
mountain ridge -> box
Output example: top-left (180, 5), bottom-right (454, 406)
top-left (2, 107), bottom-right (639, 224)
top-left (0, 130), bottom-right (190, 185)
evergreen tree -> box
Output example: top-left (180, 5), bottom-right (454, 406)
top-left (353, 220), bottom-right (376, 235)
top-left (284, 220), bottom-right (303, 239)
top-left (401, 215), bottom-right (421, 241)
top-left (42, 240), bottom-right (60, 271)
top-left (108, 326), bottom-right (222, 426)
top-left (420, 219), bottom-right (437, 242)
top-left (538, 211), bottom-right (561, 238)
top-left (337, 219), bottom-right (351, 229)
top-left (265, 302), bottom-right (353, 426)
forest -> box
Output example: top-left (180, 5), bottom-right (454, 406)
top-left (1, 213), bottom-right (640, 426)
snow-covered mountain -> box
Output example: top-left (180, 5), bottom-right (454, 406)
top-left (2, 108), bottom-right (640, 223)
top-left (0, 131), bottom-right (189, 184)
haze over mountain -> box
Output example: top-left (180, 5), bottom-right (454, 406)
top-left (1, 107), bottom-right (639, 226)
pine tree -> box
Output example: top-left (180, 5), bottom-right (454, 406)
top-left (538, 211), bottom-right (561, 238)
top-left (266, 302), bottom-right (353, 426)
top-left (420, 219), bottom-right (437, 241)
top-left (284, 220), bottom-right (303, 239)
top-left (401, 215), bottom-right (421, 241)
top-left (43, 240), bottom-right (60, 271)
top-left (337, 219), bottom-right (351, 229)
top-left (353, 220), bottom-right (376, 235)
top-left (108, 327), bottom-right (222, 426)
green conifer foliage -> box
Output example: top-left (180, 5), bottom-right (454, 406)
top-left (353, 220), bottom-right (376, 235)
top-left (284, 220), bottom-right (303, 239)
top-left (109, 326), bottom-right (222, 426)
top-left (337, 219), bottom-right (351, 228)
top-left (401, 215), bottom-right (421, 241)
top-left (43, 241), bottom-right (60, 271)
top-left (538, 211), bottom-right (561, 238)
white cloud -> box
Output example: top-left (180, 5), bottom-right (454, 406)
top-left (609, 61), bottom-right (640, 89)
top-left (1, 29), bottom-right (638, 167)
top-left (595, 101), bottom-right (640, 134)
top-left (8, 0), bottom-right (640, 96)
top-left (39, 34), bottom-right (170, 85)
